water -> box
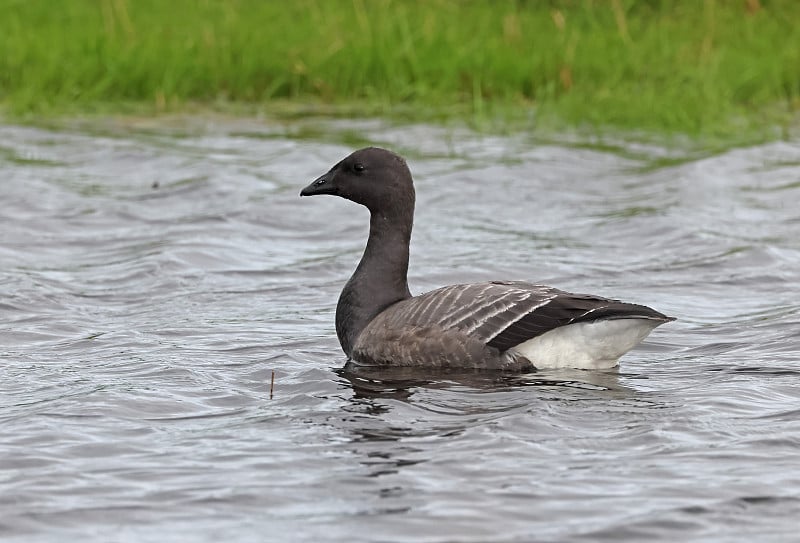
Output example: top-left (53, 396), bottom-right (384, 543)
top-left (1, 118), bottom-right (799, 542)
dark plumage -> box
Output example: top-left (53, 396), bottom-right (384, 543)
top-left (301, 147), bottom-right (673, 371)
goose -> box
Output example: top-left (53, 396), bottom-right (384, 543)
top-left (300, 147), bottom-right (673, 371)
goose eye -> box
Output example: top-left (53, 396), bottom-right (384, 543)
top-left (353, 163), bottom-right (365, 172)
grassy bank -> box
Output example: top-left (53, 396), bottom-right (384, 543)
top-left (1, 0), bottom-right (798, 143)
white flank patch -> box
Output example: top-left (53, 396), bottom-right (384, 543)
top-left (508, 318), bottom-right (663, 369)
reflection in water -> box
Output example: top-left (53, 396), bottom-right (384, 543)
top-left (333, 365), bottom-right (651, 474)
top-left (337, 363), bottom-right (640, 407)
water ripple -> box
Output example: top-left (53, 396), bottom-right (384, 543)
top-left (1, 121), bottom-right (798, 542)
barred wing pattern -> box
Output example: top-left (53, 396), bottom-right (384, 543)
top-left (378, 280), bottom-right (670, 353)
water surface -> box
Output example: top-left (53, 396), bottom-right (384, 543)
top-left (1, 119), bottom-right (799, 542)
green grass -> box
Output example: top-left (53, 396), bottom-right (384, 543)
top-left (1, 0), bottom-right (798, 145)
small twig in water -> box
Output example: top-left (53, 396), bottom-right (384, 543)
top-left (270, 370), bottom-right (275, 399)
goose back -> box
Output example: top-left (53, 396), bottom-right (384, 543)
top-left (351, 281), bottom-right (672, 369)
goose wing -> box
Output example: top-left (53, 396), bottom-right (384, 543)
top-left (382, 281), bottom-right (672, 353)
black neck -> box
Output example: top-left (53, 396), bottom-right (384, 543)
top-left (336, 207), bottom-right (413, 356)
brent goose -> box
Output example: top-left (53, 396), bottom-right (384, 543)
top-left (301, 147), bottom-right (673, 371)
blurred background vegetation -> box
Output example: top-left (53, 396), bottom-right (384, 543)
top-left (1, 0), bottom-right (798, 144)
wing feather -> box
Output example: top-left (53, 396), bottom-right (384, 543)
top-left (378, 280), bottom-right (672, 353)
